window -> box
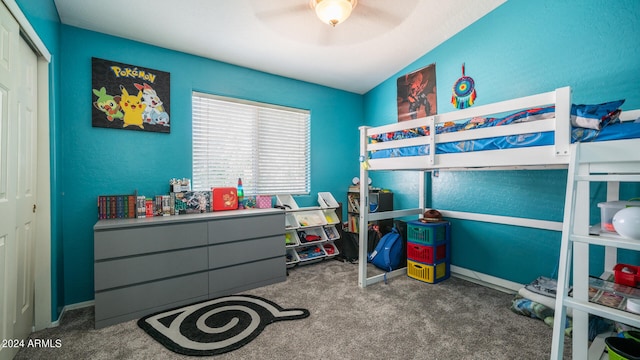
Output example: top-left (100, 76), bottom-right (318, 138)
top-left (192, 92), bottom-right (310, 195)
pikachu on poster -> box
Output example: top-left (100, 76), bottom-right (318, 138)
top-left (91, 57), bottom-right (171, 133)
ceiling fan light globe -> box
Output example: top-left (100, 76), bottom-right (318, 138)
top-left (312, 0), bottom-right (355, 26)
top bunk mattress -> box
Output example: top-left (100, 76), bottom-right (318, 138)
top-left (368, 100), bottom-right (640, 159)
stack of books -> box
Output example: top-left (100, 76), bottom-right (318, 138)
top-left (97, 193), bottom-right (137, 219)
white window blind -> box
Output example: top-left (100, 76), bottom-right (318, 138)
top-left (192, 92), bottom-right (310, 195)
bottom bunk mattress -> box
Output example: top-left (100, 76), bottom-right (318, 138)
top-left (369, 121), bottom-right (640, 159)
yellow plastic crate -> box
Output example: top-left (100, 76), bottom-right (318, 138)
top-left (407, 259), bottom-right (450, 284)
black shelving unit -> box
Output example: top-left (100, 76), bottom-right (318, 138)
top-left (346, 189), bottom-right (393, 252)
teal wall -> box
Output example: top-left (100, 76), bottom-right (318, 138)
top-left (364, 0), bottom-right (640, 284)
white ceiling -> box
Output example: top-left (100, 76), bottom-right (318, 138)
top-left (54, 0), bottom-right (506, 94)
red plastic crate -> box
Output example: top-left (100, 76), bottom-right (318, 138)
top-left (407, 241), bottom-right (449, 264)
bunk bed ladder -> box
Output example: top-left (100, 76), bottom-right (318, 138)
top-left (550, 140), bottom-right (640, 360)
top-left (550, 142), bottom-right (582, 360)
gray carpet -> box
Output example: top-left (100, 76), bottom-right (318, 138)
top-left (16, 260), bottom-right (572, 359)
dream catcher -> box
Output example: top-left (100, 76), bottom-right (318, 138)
top-left (451, 63), bottom-right (477, 109)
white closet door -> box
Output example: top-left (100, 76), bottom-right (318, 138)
top-left (14, 15), bottom-right (38, 342)
top-left (0, 2), bottom-right (38, 359)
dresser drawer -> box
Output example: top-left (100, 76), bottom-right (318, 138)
top-left (208, 235), bottom-right (284, 269)
top-left (95, 247), bottom-right (208, 291)
top-left (208, 213), bottom-right (283, 244)
top-left (95, 272), bottom-right (208, 323)
top-left (209, 257), bottom-right (286, 297)
top-left (95, 222), bottom-right (207, 260)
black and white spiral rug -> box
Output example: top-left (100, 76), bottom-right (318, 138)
top-left (137, 294), bottom-right (310, 356)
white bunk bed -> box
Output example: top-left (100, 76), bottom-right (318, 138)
top-left (357, 86), bottom-right (640, 290)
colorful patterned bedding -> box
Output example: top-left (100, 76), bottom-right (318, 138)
top-left (369, 100), bottom-right (638, 159)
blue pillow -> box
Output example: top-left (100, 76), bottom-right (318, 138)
top-left (571, 99), bottom-right (625, 130)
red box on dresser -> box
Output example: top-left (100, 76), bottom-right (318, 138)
top-left (211, 187), bottom-right (238, 211)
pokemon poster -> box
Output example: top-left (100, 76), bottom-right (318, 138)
top-left (396, 63), bottom-right (437, 122)
top-left (92, 57), bottom-right (171, 133)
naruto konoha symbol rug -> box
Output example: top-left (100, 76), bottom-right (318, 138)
top-left (137, 295), bottom-right (310, 356)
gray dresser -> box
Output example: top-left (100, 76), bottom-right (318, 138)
top-left (93, 208), bottom-right (285, 328)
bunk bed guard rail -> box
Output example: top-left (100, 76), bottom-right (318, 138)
top-left (359, 86), bottom-right (572, 171)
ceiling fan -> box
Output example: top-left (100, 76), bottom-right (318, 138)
top-left (252, 0), bottom-right (418, 46)
top-left (309, 0), bottom-right (358, 27)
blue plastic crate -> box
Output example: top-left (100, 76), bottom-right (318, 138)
top-left (407, 221), bottom-right (450, 245)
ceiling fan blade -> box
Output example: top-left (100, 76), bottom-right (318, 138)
top-left (355, 0), bottom-right (419, 28)
top-left (356, 3), bottom-right (404, 27)
top-left (255, 4), bottom-right (310, 21)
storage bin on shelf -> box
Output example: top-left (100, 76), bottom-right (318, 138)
top-left (296, 244), bottom-right (326, 262)
top-left (285, 213), bottom-right (299, 230)
top-left (294, 209), bottom-right (327, 227)
top-left (297, 227), bottom-right (328, 244)
top-left (276, 194), bottom-right (300, 210)
top-left (323, 209), bottom-right (340, 224)
top-left (323, 225), bottom-right (340, 241)
top-left (322, 242), bottom-right (339, 257)
top-left (407, 259), bottom-right (450, 284)
top-left (285, 230), bottom-right (300, 247)
top-left (598, 200), bottom-right (640, 233)
top-left (286, 248), bottom-right (300, 266)
top-left (614, 263), bottom-right (640, 287)
top-left (318, 192), bottom-right (339, 208)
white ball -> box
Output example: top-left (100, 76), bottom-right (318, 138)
top-left (613, 207), bottom-right (640, 240)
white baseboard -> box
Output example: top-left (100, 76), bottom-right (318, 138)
top-left (50, 300), bottom-right (95, 327)
top-left (451, 265), bottom-right (523, 294)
